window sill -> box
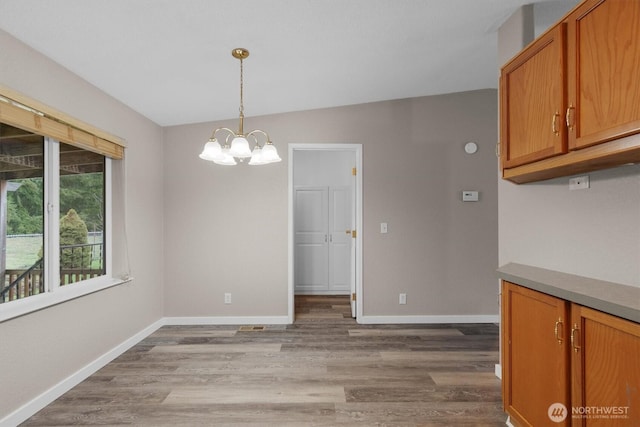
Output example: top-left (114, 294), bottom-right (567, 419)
top-left (0, 276), bottom-right (132, 323)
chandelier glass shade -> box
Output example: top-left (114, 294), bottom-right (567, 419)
top-left (199, 48), bottom-right (281, 166)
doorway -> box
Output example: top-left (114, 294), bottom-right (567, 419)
top-left (288, 144), bottom-right (362, 323)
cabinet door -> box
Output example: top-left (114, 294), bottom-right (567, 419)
top-left (502, 281), bottom-right (570, 426)
top-left (570, 304), bottom-right (640, 426)
top-left (500, 24), bottom-right (568, 169)
top-left (566, 0), bottom-right (640, 150)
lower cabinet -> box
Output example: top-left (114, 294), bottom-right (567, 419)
top-left (570, 305), bottom-right (640, 426)
top-left (502, 281), bottom-right (570, 426)
top-left (502, 281), bottom-right (640, 426)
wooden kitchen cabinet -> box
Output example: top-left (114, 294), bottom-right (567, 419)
top-left (500, 0), bottom-right (640, 183)
top-left (500, 24), bottom-right (567, 169)
top-left (502, 280), bottom-right (640, 426)
top-left (502, 281), bottom-right (570, 426)
top-left (570, 304), bottom-right (640, 426)
top-left (566, 0), bottom-right (640, 150)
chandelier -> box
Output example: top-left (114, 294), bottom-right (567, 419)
top-left (199, 48), bottom-right (281, 165)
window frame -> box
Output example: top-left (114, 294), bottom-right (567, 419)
top-left (0, 138), bottom-right (123, 323)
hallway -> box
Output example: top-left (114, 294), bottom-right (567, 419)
top-left (294, 295), bottom-right (354, 323)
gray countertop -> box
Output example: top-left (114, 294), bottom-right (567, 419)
top-left (496, 263), bottom-right (640, 323)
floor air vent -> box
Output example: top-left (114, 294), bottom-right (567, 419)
top-left (238, 326), bottom-right (266, 332)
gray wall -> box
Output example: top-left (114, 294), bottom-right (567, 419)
top-left (163, 89), bottom-right (499, 318)
top-left (498, 8), bottom-right (640, 288)
top-left (0, 30), bottom-right (165, 418)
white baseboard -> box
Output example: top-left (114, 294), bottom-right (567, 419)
top-left (163, 316), bottom-right (290, 325)
top-left (1, 319), bottom-right (165, 427)
top-left (359, 314), bottom-right (499, 324)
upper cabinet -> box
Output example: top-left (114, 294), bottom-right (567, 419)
top-left (500, 24), bottom-right (567, 169)
top-left (500, 0), bottom-right (640, 183)
top-left (567, 0), bottom-right (640, 150)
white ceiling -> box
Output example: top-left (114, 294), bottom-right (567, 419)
top-left (0, 0), bottom-right (577, 127)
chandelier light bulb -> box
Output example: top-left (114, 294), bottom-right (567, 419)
top-left (213, 146), bottom-right (237, 165)
top-left (229, 135), bottom-right (252, 158)
top-left (261, 143), bottom-right (282, 163)
top-left (199, 138), bottom-right (222, 161)
top-left (248, 146), bottom-right (266, 165)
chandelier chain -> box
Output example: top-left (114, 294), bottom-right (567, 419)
top-left (239, 58), bottom-right (244, 116)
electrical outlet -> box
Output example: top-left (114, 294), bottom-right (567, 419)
top-left (224, 293), bottom-right (232, 304)
top-left (380, 222), bottom-right (388, 233)
top-left (399, 293), bottom-right (407, 305)
top-left (569, 175), bottom-right (589, 190)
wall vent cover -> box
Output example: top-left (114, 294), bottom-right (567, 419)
top-left (238, 326), bottom-right (266, 332)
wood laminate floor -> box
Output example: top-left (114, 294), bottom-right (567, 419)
top-left (23, 296), bottom-right (506, 426)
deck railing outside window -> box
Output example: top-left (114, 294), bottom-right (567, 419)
top-left (0, 242), bottom-right (104, 303)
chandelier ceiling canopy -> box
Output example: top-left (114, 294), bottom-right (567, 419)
top-left (199, 48), bottom-right (281, 166)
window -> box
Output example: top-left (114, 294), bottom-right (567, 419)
top-left (0, 125), bottom-right (109, 304)
top-left (1, 127), bottom-right (45, 301)
top-left (59, 142), bottom-right (106, 286)
top-left (0, 89), bottom-right (126, 320)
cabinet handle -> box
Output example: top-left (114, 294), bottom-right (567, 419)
top-left (570, 324), bottom-right (581, 353)
top-left (566, 104), bottom-right (575, 131)
top-left (552, 111), bottom-right (560, 136)
top-left (554, 319), bottom-right (563, 344)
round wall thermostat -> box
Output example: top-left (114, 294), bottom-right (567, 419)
top-left (464, 142), bottom-right (478, 154)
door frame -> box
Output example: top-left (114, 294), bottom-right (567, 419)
top-left (288, 143), bottom-right (363, 323)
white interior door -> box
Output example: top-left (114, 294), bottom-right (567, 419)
top-left (348, 182), bottom-right (357, 317)
top-left (294, 187), bottom-right (328, 292)
top-left (328, 186), bottom-right (352, 293)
